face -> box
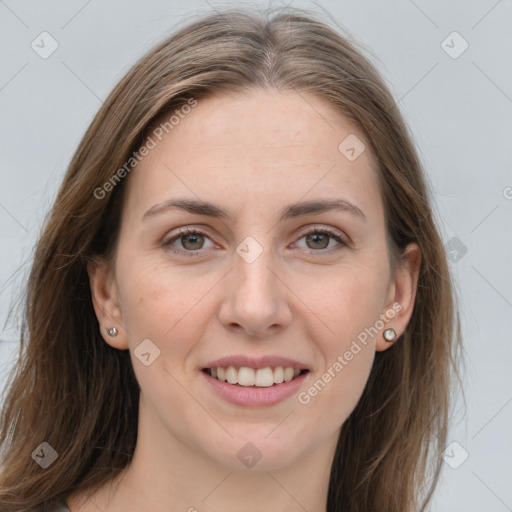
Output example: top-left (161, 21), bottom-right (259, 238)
top-left (89, 88), bottom-right (418, 472)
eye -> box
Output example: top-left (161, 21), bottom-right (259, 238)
top-left (162, 227), bottom-right (215, 256)
top-left (162, 225), bottom-right (348, 257)
top-left (295, 226), bottom-right (347, 253)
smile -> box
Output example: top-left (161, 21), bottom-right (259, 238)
top-left (203, 366), bottom-right (309, 387)
top-left (201, 367), bottom-right (310, 407)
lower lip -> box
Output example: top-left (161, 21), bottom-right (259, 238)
top-left (201, 370), bottom-right (309, 407)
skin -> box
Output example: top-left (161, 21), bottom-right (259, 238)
top-left (70, 88), bottom-right (420, 511)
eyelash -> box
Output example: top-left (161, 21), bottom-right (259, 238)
top-left (162, 226), bottom-right (348, 257)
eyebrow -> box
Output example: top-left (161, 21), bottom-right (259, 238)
top-left (142, 197), bottom-right (367, 223)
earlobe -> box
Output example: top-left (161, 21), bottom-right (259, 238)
top-left (376, 242), bottom-right (421, 352)
top-left (87, 259), bottom-right (128, 350)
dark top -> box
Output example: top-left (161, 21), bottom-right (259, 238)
top-left (50, 500), bottom-right (71, 511)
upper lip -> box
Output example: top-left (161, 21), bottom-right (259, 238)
top-left (203, 355), bottom-right (310, 371)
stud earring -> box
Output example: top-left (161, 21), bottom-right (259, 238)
top-left (383, 328), bottom-right (396, 342)
top-left (107, 327), bottom-right (118, 337)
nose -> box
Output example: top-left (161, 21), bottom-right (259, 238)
top-left (218, 242), bottom-right (293, 338)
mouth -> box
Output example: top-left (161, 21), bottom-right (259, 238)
top-left (202, 366), bottom-right (310, 388)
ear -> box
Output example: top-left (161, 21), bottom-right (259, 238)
top-left (87, 258), bottom-right (128, 350)
top-left (376, 242), bottom-right (421, 352)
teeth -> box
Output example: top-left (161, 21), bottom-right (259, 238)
top-left (273, 366), bottom-right (284, 383)
top-left (238, 367), bottom-right (255, 386)
top-left (255, 367), bottom-right (274, 387)
top-left (284, 367), bottom-right (295, 382)
top-left (226, 366), bottom-right (238, 385)
top-left (207, 366), bottom-right (305, 387)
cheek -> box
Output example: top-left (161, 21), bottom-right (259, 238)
top-left (293, 265), bottom-right (386, 419)
top-left (302, 263), bottom-right (388, 345)
top-left (116, 258), bottom-right (217, 353)
top-left (115, 261), bottom-right (216, 408)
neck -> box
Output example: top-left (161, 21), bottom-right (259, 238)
top-left (69, 397), bottom-right (338, 511)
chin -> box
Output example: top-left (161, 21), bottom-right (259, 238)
top-left (200, 429), bottom-right (307, 472)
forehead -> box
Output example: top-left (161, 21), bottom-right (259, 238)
top-left (124, 89), bottom-right (383, 223)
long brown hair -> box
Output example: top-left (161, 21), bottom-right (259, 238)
top-left (0, 6), bottom-right (463, 511)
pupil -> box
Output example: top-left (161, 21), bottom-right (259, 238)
top-left (182, 233), bottom-right (329, 251)
top-left (308, 233), bottom-right (328, 249)
top-left (184, 233), bottom-right (202, 250)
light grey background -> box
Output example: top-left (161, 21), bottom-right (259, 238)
top-left (1, 1), bottom-right (511, 510)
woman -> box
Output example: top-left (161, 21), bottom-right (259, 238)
top-left (0, 6), bottom-right (462, 511)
